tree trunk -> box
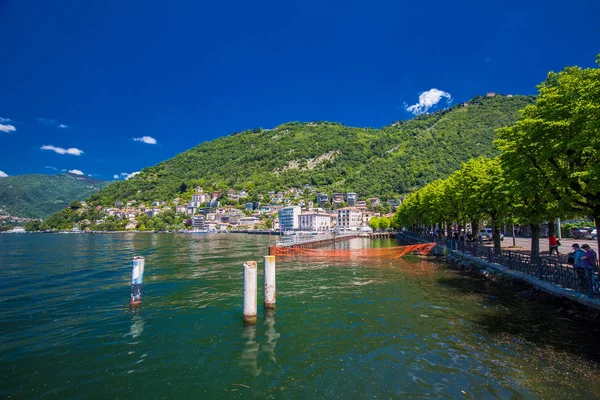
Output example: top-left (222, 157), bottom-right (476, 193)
top-left (492, 218), bottom-right (501, 255)
top-left (548, 220), bottom-right (555, 237)
top-left (530, 224), bottom-right (540, 259)
top-left (472, 220), bottom-right (480, 238)
top-left (512, 223), bottom-right (516, 247)
top-left (595, 217), bottom-right (600, 262)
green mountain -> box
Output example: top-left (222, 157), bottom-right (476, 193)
top-left (89, 94), bottom-right (533, 205)
top-left (0, 173), bottom-right (110, 220)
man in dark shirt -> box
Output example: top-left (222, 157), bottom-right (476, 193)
top-left (580, 244), bottom-right (597, 295)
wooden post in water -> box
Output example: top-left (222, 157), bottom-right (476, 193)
top-left (264, 255), bottom-right (276, 309)
top-left (130, 256), bottom-right (145, 306)
top-left (243, 261), bottom-right (257, 324)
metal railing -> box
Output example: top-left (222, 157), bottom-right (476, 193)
top-left (397, 232), bottom-right (598, 298)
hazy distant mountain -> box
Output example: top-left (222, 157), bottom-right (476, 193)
top-left (0, 173), bottom-right (110, 219)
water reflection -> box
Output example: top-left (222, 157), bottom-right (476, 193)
top-left (240, 324), bottom-right (262, 376)
top-left (124, 313), bottom-right (147, 373)
top-left (127, 314), bottom-right (145, 340)
top-left (263, 309), bottom-right (280, 364)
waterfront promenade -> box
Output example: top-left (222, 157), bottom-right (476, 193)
top-left (399, 232), bottom-right (600, 310)
top-left (482, 236), bottom-right (598, 265)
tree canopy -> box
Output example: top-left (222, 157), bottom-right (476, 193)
top-left (396, 56), bottom-right (600, 255)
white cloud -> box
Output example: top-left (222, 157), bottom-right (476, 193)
top-left (68, 169), bottom-right (84, 175)
top-left (133, 136), bottom-right (157, 145)
top-left (44, 166), bottom-right (58, 170)
top-left (405, 88), bottom-right (453, 115)
top-left (0, 170), bottom-right (8, 178)
top-left (37, 118), bottom-right (69, 129)
top-left (113, 174), bottom-right (119, 179)
top-left (0, 123), bottom-right (16, 133)
top-left (0, 117), bottom-right (12, 123)
top-left (125, 171), bottom-right (140, 180)
top-left (41, 145), bottom-right (84, 156)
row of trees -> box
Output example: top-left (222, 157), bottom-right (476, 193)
top-left (368, 216), bottom-right (393, 231)
top-left (395, 57), bottom-right (600, 256)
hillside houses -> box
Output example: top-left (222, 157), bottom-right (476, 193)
top-left (61, 188), bottom-right (399, 232)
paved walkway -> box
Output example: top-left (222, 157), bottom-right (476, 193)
top-left (482, 236), bottom-right (598, 264)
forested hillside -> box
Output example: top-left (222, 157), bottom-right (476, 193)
top-left (88, 94), bottom-right (533, 205)
top-left (0, 173), bottom-right (110, 219)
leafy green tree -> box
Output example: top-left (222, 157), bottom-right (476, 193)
top-left (379, 216), bottom-right (390, 230)
top-left (458, 157), bottom-right (509, 253)
top-left (25, 220), bottom-right (41, 231)
top-left (336, 201), bottom-right (349, 209)
top-left (496, 57), bottom-right (600, 251)
top-left (368, 216), bottom-right (380, 230)
top-left (155, 220), bottom-right (167, 231)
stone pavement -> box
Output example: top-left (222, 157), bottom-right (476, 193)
top-left (482, 236), bottom-right (598, 264)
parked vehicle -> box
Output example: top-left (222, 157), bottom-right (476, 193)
top-left (571, 227), bottom-right (594, 239)
top-left (478, 228), bottom-right (504, 241)
top-left (585, 228), bottom-right (597, 240)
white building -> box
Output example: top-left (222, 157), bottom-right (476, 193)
top-left (239, 217), bottom-right (260, 228)
top-left (189, 193), bottom-right (206, 208)
top-left (336, 207), bottom-right (363, 230)
top-left (192, 215), bottom-right (206, 230)
top-left (279, 206), bottom-right (301, 231)
top-left (298, 212), bottom-right (331, 231)
top-left (186, 206), bottom-right (197, 216)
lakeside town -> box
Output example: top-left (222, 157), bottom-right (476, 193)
top-left (7, 185), bottom-right (401, 234)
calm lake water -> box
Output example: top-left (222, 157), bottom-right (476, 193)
top-left (1, 233), bottom-right (600, 399)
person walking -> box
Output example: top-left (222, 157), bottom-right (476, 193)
top-left (549, 234), bottom-right (560, 256)
top-left (571, 244), bottom-right (587, 289)
top-left (580, 244), bottom-right (597, 295)
top-left (581, 244), bottom-right (597, 268)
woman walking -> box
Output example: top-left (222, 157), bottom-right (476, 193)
top-left (549, 234), bottom-right (560, 256)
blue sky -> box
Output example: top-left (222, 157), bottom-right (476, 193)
top-left (0, 0), bottom-right (598, 180)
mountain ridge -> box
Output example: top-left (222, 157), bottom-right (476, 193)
top-left (86, 94), bottom-right (533, 206)
top-left (0, 173), bottom-right (110, 220)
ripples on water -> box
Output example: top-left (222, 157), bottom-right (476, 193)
top-left (1, 234), bottom-right (600, 399)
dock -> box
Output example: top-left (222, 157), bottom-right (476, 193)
top-left (269, 231), bottom-right (396, 254)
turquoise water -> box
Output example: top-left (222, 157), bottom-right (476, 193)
top-left (1, 233), bottom-right (600, 399)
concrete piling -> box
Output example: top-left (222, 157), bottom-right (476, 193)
top-left (243, 261), bottom-right (257, 324)
top-left (130, 256), bottom-right (145, 306)
top-left (264, 255), bottom-right (276, 309)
